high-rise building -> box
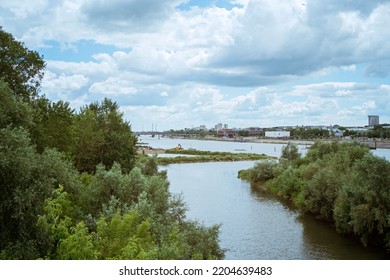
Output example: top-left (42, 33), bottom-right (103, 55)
top-left (368, 115), bottom-right (379, 126)
top-left (215, 123), bottom-right (223, 131)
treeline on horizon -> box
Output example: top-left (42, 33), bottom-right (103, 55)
top-left (239, 141), bottom-right (390, 252)
top-left (0, 28), bottom-right (224, 259)
top-left (165, 125), bottom-right (390, 140)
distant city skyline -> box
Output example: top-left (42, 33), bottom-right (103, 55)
top-left (1, 0), bottom-right (390, 131)
top-left (137, 115), bottom-right (386, 132)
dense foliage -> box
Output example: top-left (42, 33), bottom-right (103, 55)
top-left (239, 141), bottom-right (390, 252)
top-left (0, 27), bottom-right (45, 100)
top-left (290, 127), bottom-right (330, 139)
top-left (0, 29), bottom-right (224, 260)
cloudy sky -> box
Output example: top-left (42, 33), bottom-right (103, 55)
top-left (1, 0), bottom-right (390, 131)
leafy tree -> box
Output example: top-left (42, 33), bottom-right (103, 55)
top-left (280, 142), bottom-right (301, 162)
top-left (0, 28), bottom-right (45, 101)
top-left (74, 98), bottom-right (137, 173)
top-left (290, 127), bottom-right (329, 139)
top-left (0, 123), bottom-right (82, 259)
top-left (0, 79), bottom-right (32, 129)
top-left (0, 127), bottom-right (42, 259)
top-left (30, 98), bottom-right (76, 155)
top-left (247, 160), bottom-right (278, 184)
top-left (303, 144), bottom-right (369, 220)
top-left (58, 222), bottom-right (99, 260)
top-left (334, 154), bottom-right (390, 247)
top-left (0, 29), bottom-right (225, 260)
top-left (138, 155), bottom-right (159, 176)
top-left (74, 109), bottom-right (104, 173)
top-left (304, 167), bottom-right (342, 220)
top-left (179, 221), bottom-right (224, 260)
top-left (36, 186), bottom-right (74, 258)
top-left (95, 210), bottom-right (157, 259)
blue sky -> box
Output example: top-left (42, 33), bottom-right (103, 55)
top-left (1, 0), bottom-right (390, 131)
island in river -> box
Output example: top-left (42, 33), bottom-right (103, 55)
top-left (138, 146), bottom-right (273, 164)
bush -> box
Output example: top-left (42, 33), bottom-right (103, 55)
top-left (248, 160), bottom-right (278, 184)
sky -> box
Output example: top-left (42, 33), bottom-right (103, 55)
top-left (1, 0), bottom-right (390, 131)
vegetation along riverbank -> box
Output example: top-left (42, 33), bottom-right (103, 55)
top-left (0, 29), bottom-right (224, 260)
top-left (154, 149), bottom-right (273, 165)
top-left (238, 141), bottom-right (390, 254)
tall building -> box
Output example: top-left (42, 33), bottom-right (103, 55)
top-left (368, 115), bottom-right (379, 126)
top-left (215, 123), bottom-right (223, 131)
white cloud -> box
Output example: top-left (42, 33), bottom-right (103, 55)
top-left (2, 0), bottom-right (390, 129)
top-left (81, 0), bottom-right (185, 32)
top-left (0, 0), bottom-right (48, 19)
top-left (42, 71), bottom-right (89, 100)
top-left (89, 78), bottom-right (138, 96)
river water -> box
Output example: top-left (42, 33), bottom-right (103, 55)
top-left (142, 136), bottom-right (390, 259)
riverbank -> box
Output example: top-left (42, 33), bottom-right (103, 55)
top-left (157, 135), bottom-right (390, 149)
top-left (155, 149), bottom-right (273, 165)
top-left (138, 146), bottom-right (166, 154)
top-left (237, 141), bottom-right (390, 255)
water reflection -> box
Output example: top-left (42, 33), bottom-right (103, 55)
top-left (298, 214), bottom-right (389, 260)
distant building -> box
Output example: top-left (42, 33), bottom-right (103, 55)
top-left (248, 127), bottom-right (263, 136)
top-left (215, 123), bottom-right (223, 131)
top-left (347, 127), bottom-right (368, 132)
top-left (265, 131), bottom-right (290, 138)
top-left (330, 128), bottom-right (343, 137)
top-left (192, 125), bottom-right (207, 131)
top-left (368, 115), bottom-right (379, 126)
top-left (217, 129), bottom-right (235, 138)
top-left (223, 124), bottom-right (228, 129)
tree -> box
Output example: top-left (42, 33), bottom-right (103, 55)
top-left (0, 28), bottom-right (45, 101)
top-left (0, 128), bottom-right (80, 259)
top-left (0, 127), bottom-right (41, 259)
top-left (281, 142), bottom-right (301, 162)
top-left (74, 98), bottom-right (137, 173)
top-left (74, 109), bottom-right (104, 173)
top-left (334, 154), bottom-right (390, 247)
top-left (30, 97), bottom-right (76, 155)
top-left (0, 79), bottom-right (32, 129)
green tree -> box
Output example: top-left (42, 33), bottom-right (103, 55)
top-left (334, 154), bottom-right (390, 247)
top-left (304, 167), bottom-right (342, 220)
top-left (0, 127), bottom-right (42, 259)
top-left (0, 79), bottom-right (32, 129)
top-left (30, 97), bottom-right (76, 155)
top-left (74, 98), bottom-right (137, 173)
top-left (280, 142), bottom-right (301, 162)
top-left (0, 129), bottom-right (80, 258)
top-left (0, 28), bottom-right (45, 101)
top-left (58, 222), bottom-right (99, 260)
top-left (95, 210), bottom-right (157, 259)
top-left (247, 160), bottom-right (278, 184)
top-left (74, 109), bottom-right (104, 173)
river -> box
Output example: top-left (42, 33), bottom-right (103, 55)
top-left (142, 136), bottom-right (390, 259)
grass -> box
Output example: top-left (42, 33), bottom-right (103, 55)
top-left (156, 149), bottom-right (273, 165)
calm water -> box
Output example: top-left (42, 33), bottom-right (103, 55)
top-left (141, 135), bottom-right (390, 160)
top-left (140, 135), bottom-right (304, 157)
top-left (148, 136), bottom-right (390, 259)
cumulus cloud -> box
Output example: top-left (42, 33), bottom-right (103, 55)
top-left (1, 0), bottom-right (390, 129)
top-left (42, 71), bottom-right (89, 100)
top-left (89, 78), bottom-right (138, 96)
top-left (81, 0), bottom-right (185, 32)
top-left (208, 0), bottom-right (390, 83)
top-left (0, 0), bottom-right (48, 19)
